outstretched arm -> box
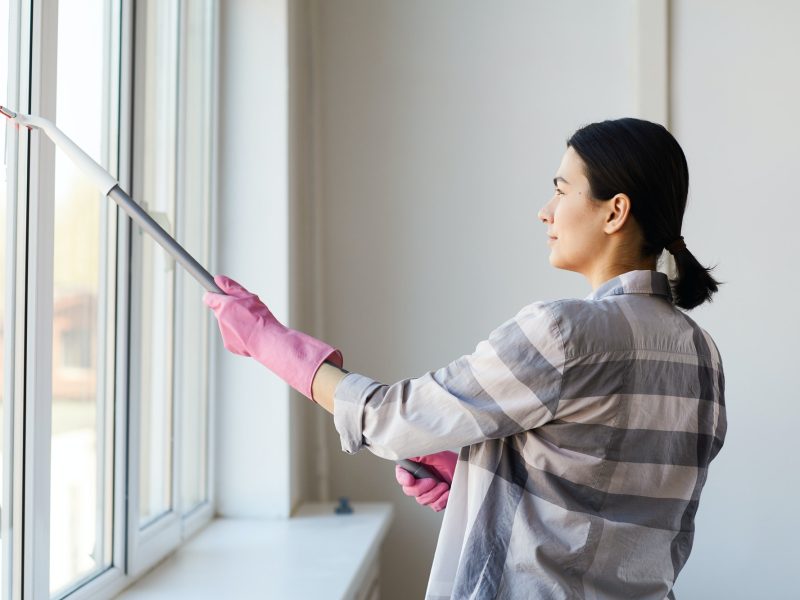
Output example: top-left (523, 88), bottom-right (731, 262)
top-left (204, 274), bottom-right (565, 512)
top-left (205, 274), bottom-right (566, 459)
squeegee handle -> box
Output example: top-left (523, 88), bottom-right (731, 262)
top-left (12, 112), bottom-right (222, 294)
top-left (108, 186), bottom-right (222, 293)
top-left (395, 459), bottom-right (437, 480)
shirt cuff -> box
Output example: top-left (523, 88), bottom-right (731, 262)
top-left (333, 372), bottom-right (382, 454)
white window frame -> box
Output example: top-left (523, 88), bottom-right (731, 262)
top-left (3, 0), bottom-right (27, 595)
top-left (1, 0), bottom-right (219, 597)
top-left (125, 0), bottom-right (182, 575)
top-left (125, 0), bottom-right (218, 579)
top-left (174, 0), bottom-right (218, 537)
top-left (22, 0), bottom-right (59, 595)
top-left (9, 0), bottom-right (129, 597)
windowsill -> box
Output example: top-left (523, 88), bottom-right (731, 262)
top-left (115, 502), bottom-right (394, 599)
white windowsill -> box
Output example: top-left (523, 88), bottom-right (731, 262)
top-left (114, 503), bottom-right (394, 599)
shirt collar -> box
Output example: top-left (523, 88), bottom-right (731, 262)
top-left (585, 269), bottom-right (674, 303)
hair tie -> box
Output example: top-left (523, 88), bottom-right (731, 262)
top-left (665, 236), bottom-right (687, 255)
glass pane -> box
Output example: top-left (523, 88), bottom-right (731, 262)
top-left (49, 0), bottom-right (118, 595)
top-left (136, 0), bottom-right (178, 526)
top-left (178, 0), bottom-right (212, 514)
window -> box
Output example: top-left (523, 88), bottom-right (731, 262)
top-left (131, 0), bottom-right (179, 531)
top-left (175, 0), bottom-right (215, 516)
top-left (49, 1), bottom-right (119, 593)
top-left (126, 0), bottom-right (217, 578)
top-left (1, 0), bottom-right (218, 596)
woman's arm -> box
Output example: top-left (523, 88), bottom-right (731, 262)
top-left (311, 362), bottom-right (348, 414)
top-left (330, 302), bottom-right (565, 460)
top-left (205, 275), bottom-right (565, 458)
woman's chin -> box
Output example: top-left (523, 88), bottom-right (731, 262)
top-left (548, 252), bottom-right (563, 268)
top-left (548, 253), bottom-right (579, 274)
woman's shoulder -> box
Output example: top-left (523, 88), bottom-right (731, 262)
top-left (516, 297), bottom-right (615, 330)
top-left (521, 296), bottom-right (722, 366)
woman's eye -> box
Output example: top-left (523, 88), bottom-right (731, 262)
top-left (554, 188), bottom-right (564, 196)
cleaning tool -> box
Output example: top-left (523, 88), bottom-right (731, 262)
top-left (1, 105), bottom-right (221, 293)
top-left (1, 105), bottom-right (436, 482)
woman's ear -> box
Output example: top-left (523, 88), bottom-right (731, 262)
top-left (603, 193), bottom-right (632, 234)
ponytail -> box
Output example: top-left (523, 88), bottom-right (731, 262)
top-left (669, 246), bottom-right (721, 310)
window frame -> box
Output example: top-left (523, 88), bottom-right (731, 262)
top-left (14, 0), bottom-right (128, 597)
top-left (4, 0), bottom-right (30, 596)
top-left (1, 0), bottom-right (219, 596)
top-left (174, 0), bottom-right (218, 534)
top-left (125, 0), bottom-right (218, 579)
top-left (125, 0), bottom-right (182, 574)
top-left (22, 0), bottom-right (59, 594)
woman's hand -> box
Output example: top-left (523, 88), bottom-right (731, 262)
top-left (394, 451), bottom-right (458, 512)
top-left (202, 275), bottom-right (276, 356)
top-left (204, 275), bottom-right (342, 400)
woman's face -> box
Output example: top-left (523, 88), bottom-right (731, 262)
top-left (538, 147), bottom-right (609, 275)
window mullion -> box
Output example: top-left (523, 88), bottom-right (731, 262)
top-left (170, 0), bottom-right (183, 523)
top-left (205, 0), bottom-right (219, 517)
top-left (6, 0), bottom-right (30, 597)
top-left (23, 0), bottom-right (60, 596)
top-left (125, 0), bottom-right (182, 577)
top-left (113, 0), bottom-right (134, 579)
top-left (175, 0), bottom-right (217, 537)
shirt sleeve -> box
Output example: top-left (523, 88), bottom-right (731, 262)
top-left (332, 301), bottom-right (566, 460)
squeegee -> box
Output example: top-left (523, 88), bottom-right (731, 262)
top-left (1, 105), bottom-right (436, 483)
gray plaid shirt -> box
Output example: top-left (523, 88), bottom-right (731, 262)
top-left (333, 270), bottom-right (726, 599)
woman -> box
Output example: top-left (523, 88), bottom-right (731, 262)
top-left (204, 118), bottom-right (726, 599)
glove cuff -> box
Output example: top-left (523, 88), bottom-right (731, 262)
top-left (249, 323), bottom-right (343, 400)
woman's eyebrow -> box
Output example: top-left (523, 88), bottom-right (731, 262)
top-left (553, 176), bottom-right (570, 186)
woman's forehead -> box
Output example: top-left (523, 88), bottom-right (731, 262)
top-left (555, 147), bottom-right (588, 184)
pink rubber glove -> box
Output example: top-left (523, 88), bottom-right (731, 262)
top-left (203, 275), bottom-right (343, 400)
top-left (394, 451), bottom-right (458, 512)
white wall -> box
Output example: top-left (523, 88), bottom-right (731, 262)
top-left (215, 0), bottom-right (293, 518)
top-left (669, 2), bottom-right (800, 598)
top-left (308, 2), bottom-right (643, 598)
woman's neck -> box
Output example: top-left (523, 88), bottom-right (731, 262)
top-left (588, 257), bottom-right (658, 290)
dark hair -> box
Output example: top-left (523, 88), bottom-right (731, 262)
top-left (567, 117), bottom-right (720, 310)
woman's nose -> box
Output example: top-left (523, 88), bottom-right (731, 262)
top-left (538, 200), bottom-right (554, 223)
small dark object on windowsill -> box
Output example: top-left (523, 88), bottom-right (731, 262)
top-left (335, 497), bottom-right (353, 515)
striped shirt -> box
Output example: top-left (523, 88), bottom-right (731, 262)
top-left (333, 269), bottom-right (726, 599)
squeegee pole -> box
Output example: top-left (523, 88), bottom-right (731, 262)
top-left (107, 186), bottom-right (221, 293)
top-left (2, 105), bottom-right (441, 484)
top-left (111, 182), bottom-right (438, 480)
top-left (0, 106), bottom-right (221, 292)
